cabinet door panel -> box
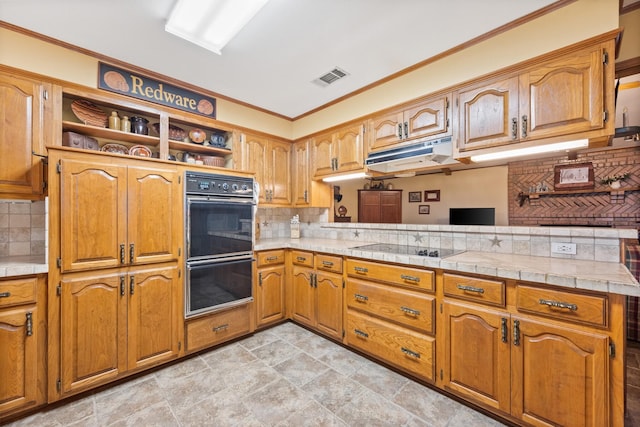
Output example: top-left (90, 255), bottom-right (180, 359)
top-left (315, 271), bottom-right (342, 339)
top-left (60, 273), bottom-right (127, 395)
top-left (405, 95), bottom-right (450, 140)
top-left (128, 166), bottom-right (180, 264)
top-left (0, 74), bottom-right (45, 197)
top-left (243, 134), bottom-right (269, 203)
top-left (312, 132), bottom-right (335, 178)
top-left (60, 159), bottom-right (127, 272)
top-left (334, 124), bottom-right (364, 172)
top-left (457, 77), bottom-right (519, 152)
top-left (443, 301), bottom-right (511, 413)
top-left (291, 267), bottom-right (314, 327)
top-left (511, 317), bottom-right (608, 427)
top-left (269, 140), bottom-right (291, 205)
top-left (257, 265), bottom-right (285, 326)
top-left (128, 266), bottom-right (179, 370)
top-left (292, 141), bottom-right (310, 206)
top-left (0, 305), bottom-right (38, 414)
top-left (369, 111), bottom-right (403, 151)
top-left (522, 46), bottom-right (604, 140)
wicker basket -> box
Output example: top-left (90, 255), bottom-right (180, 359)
top-left (201, 155), bottom-right (225, 167)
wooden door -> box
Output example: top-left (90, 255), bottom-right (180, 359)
top-left (291, 266), bottom-right (314, 327)
top-left (520, 44), bottom-right (605, 141)
top-left (456, 76), bottom-right (520, 152)
top-left (256, 265), bottom-right (286, 326)
top-left (0, 305), bottom-right (38, 414)
top-left (358, 190), bottom-right (381, 223)
top-left (443, 301), bottom-right (511, 414)
top-left (242, 134), bottom-right (269, 203)
top-left (292, 140), bottom-right (310, 206)
top-left (127, 265), bottom-right (180, 370)
top-left (511, 316), bottom-right (609, 427)
top-left (315, 271), bottom-right (343, 339)
top-left (0, 73), bottom-right (48, 198)
top-left (368, 111), bottom-right (404, 151)
top-left (268, 140), bottom-right (291, 205)
top-left (127, 165), bottom-right (181, 265)
top-left (405, 95), bottom-right (451, 141)
top-left (379, 191), bottom-right (402, 223)
top-left (334, 123), bottom-right (364, 173)
top-left (59, 159), bottom-right (127, 272)
top-left (60, 272), bottom-right (127, 395)
top-left (311, 132), bottom-right (335, 178)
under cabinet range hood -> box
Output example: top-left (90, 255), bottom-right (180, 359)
top-left (365, 136), bottom-right (459, 173)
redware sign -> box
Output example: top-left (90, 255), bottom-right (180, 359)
top-left (98, 62), bottom-right (216, 119)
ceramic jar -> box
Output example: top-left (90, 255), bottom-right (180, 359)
top-left (120, 115), bottom-right (131, 133)
top-left (108, 111), bottom-right (120, 130)
top-left (130, 116), bottom-right (149, 135)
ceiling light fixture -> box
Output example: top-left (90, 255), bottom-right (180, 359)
top-left (322, 172), bottom-right (368, 183)
top-left (165, 0), bottom-right (269, 55)
top-left (469, 139), bottom-right (589, 162)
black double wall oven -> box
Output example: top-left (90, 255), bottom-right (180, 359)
top-left (184, 171), bottom-right (255, 318)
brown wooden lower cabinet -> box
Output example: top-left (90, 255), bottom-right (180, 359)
top-left (186, 303), bottom-right (252, 352)
top-left (0, 275), bottom-right (46, 421)
top-left (255, 250), bottom-right (286, 327)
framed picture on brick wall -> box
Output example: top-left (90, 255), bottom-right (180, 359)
top-left (554, 162), bottom-right (594, 190)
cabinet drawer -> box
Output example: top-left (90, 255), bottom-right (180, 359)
top-left (315, 254), bottom-right (342, 274)
top-left (0, 276), bottom-right (38, 307)
top-left (443, 273), bottom-right (505, 307)
top-left (256, 250), bottom-right (285, 267)
top-left (346, 279), bottom-right (434, 334)
top-left (186, 304), bottom-right (251, 352)
top-left (291, 250), bottom-right (314, 267)
top-left (346, 259), bottom-right (434, 292)
top-left (346, 310), bottom-right (435, 382)
top-left (516, 285), bottom-right (608, 327)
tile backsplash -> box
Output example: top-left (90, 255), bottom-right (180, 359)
top-left (0, 199), bottom-right (47, 257)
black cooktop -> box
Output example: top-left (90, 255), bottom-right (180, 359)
top-left (352, 243), bottom-right (461, 258)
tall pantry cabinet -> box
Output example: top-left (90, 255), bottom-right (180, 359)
top-left (47, 147), bottom-right (183, 400)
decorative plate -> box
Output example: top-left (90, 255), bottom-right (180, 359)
top-left (101, 143), bottom-right (128, 155)
top-left (151, 123), bottom-right (187, 141)
top-left (189, 128), bottom-right (206, 144)
top-left (71, 99), bottom-right (108, 127)
top-left (128, 145), bottom-right (152, 157)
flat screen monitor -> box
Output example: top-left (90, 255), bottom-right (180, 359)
top-left (449, 208), bottom-right (495, 226)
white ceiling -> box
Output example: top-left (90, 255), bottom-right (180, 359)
top-left (0, 0), bottom-right (559, 119)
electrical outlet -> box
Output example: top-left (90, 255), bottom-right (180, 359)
top-left (551, 242), bottom-right (577, 255)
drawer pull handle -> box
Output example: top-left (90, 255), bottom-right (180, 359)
top-left (354, 328), bottom-right (369, 339)
top-left (129, 243), bottom-right (135, 264)
top-left (513, 319), bottom-right (520, 346)
top-left (501, 317), bottom-right (508, 343)
top-left (213, 324), bottom-right (229, 332)
top-left (296, 256), bottom-right (306, 262)
top-left (538, 298), bottom-right (578, 311)
top-left (457, 284), bottom-right (485, 294)
top-left (120, 243), bottom-right (125, 264)
top-left (265, 256), bottom-right (279, 261)
top-left (401, 347), bottom-right (420, 359)
top-left (400, 274), bottom-right (420, 283)
top-left (0, 292), bottom-right (10, 298)
top-left (400, 306), bottom-right (420, 316)
top-left (354, 293), bottom-right (369, 302)
top-left (321, 260), bottom-right (334, 268)
top-left (354, 266), bottom-right (368, 273)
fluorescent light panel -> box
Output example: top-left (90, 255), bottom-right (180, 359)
top-left (322, 172), bottom-right (368, 183)
top-left (469, 139), bottom-right (589, 162)
top-left (165, 0), bottom-right (269, 55)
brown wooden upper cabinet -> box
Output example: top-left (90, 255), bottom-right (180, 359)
top-left (238, 132), bottom-right (291, 206)
top-left (0, 72), bottom-right (53, 199)
top-left (455, 40), bottom-right (613, 155)
top-left (368, 93), bottom-right (452, 152)
top-left (312, 123), bottom-right (365, 179)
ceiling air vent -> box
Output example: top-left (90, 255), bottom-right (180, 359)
top-left (313, 67), bottom-right (349, 87)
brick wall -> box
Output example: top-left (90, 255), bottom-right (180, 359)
top-left (508, 146), bottom-right (640, 228)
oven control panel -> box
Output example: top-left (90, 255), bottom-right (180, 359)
top-left (185, 171), bottom-right (254, 198)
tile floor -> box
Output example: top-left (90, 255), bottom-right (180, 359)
top-left (5, 322), bottom-right (507, 427)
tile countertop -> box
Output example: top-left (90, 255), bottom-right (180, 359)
top-left (255, 238), bottom-right (640, 297)
top-left (0, 255), bottom-right (48, 278)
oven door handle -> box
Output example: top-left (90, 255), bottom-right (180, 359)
top-left (186, 196), bottom-right (256, 206)
top-left (187, 255), bottom-right (255, 267)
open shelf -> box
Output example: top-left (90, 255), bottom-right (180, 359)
top-left (527, 186), bottom-right (640, 197)
top-left (63, 121), bottom-right (160, 146)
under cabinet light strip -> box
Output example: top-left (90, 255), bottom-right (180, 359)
top-left (469, 139), bottom-right (589, 162)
